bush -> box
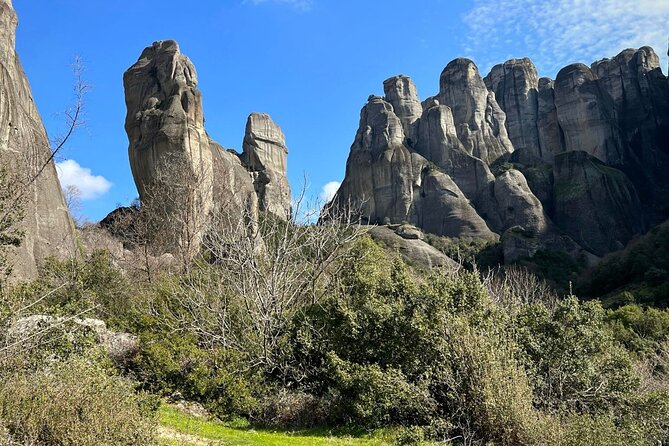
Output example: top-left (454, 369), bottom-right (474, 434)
top-left (606, 305), bottom-right (669, 357)
top-left (289, 238), bottom-right (553, 443)
top-left (132, 331), bottom-right (261, 420)
top-left (515, 297), bottom-right (638, 412)
top-left (0, 357), bottom-right (157, 445)
top-left (257, 389), bottom-right (329, 428)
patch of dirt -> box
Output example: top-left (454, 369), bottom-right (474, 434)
top-left (157, 426), bottom-right (217, 445)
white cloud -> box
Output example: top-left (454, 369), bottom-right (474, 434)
top-left (463, 0), bottom-right (669, 77)
top-left (244, 0), bottom-right (312, 12)
top-left (320, 181), bottom-right (340, 202)
top-left (56, 159), bottom-right (112, 200)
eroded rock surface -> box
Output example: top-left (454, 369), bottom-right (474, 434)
top-left (242, 112), bottom-right (291, 219)
top-left (332, 45), bottom-right (669, 261)
top-left (0, 0), bottom-right (76, 279)
top-left (124, 41), bottom-right (290, 257)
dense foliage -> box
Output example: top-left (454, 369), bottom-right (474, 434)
top-left (1, 223), bottom-right (669, 444)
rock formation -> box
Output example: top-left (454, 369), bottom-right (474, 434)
top-left (123, 40), bottom-right (291, 257)
top-left (0, 0), bottom-right (76, 279)
top-left (242, 113), bottom-right (291, 219)
top-left (332, 45), bottom-right (669, 262)
top-left (553, 151), bottom-right (643, 256)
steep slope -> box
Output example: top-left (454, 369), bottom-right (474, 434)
top-left (0, 0), bottom-right (76, 279)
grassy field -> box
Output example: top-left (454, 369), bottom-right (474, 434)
top-left (157, 404), bottom-right (391, 446)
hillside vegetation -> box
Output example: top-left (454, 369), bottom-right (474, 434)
top-left (2, 215), bottom-right (669, 445)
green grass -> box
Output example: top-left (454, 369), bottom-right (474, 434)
top-left (158, 404), bottom-right (390, 446)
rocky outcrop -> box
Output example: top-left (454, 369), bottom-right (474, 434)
top-left (383, 75), bottom-right (422, 145)
top-left (494, 169), bottom-right (549, 235)
top-left (124, 39), bottom-right (218, 254)
top-left (0, 0), bottom-right (76, 279)
top-left (333, 94), bottom-right (496, 240)
top-left (332, 60), bottom-right (534, 243)
top-left (124, 41), bottom-right (291, 257)
top-left (553, 151), bottom-right (644, 256)
top-left (367, 225), bottom-right (457, 269)
top-left (8, 315), bottom-right (138, 365)
top-left (242, 113), bottom-right (291, 219)
top-left (438, 59), bottom-right (514, 164)
top-left (333, 44), bottom-right (669, 261)
top-left (485, 58), bottom-right (542, 162)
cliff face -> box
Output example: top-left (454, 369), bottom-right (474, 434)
top-left (333, 45), bottom-right (669, 260)
top-left (123, 40), bottom-right (291, 257)
top-left (0, 0), bottom-right (76, 279)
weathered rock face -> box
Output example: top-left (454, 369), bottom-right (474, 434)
top-left (488, 46), bottom-right (669, 225)
top-left (494, 169), bottom-right (549, 235)
top-left (554, 63), bottom-right (623, 165)
top-left (553, 151), bottom-right (644, 256)
top-left (438, 58), bottom-right (514, 164)
top-left (333, 44), bottom-right (669, 261)
top-left (124, 41), bottom-right (290, 256)
top-left (124, 40), bottom-right (215, 220)
top-left (383, 75), bottom-right (422, 145)
top-left (333, 94), bottom-right (496, 240)
top-left (242, 112), bottom-right (291, 219)
top-left (367, 225), bottom-right (457, 269)
top-left (0, 0), bottom-right (76, 279)
top-left (485, 58), bottom-right (542, 162)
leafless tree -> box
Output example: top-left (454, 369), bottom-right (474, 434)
top-left (482, 265), bottom-right (559, 313)
top-left (148, 185), bottom-right (367, 372)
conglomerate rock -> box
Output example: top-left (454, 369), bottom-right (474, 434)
top-left (0, 0), bottom-right (76, 280)
top-left (331, 44), bottom-right (669, 261)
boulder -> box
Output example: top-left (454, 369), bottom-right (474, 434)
top-left (7, 315), bottom-right (139, 365)
top-left (494, 169), bottom-right (550, 235)
top-left (368, 225), bottom-right (457, 269)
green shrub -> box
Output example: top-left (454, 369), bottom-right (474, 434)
top-left (606, 304), bottom-right (669, 356)
top-left (289, 238), bottom-right (554, 444)
top-left (0, 357), bottom-right (157, 445)
top-left (132, 332), bottom-right (261, 419)
top-left (7, 250), bottom-right (136, 330)
top-left (515, 297), bottom-right (638, 412)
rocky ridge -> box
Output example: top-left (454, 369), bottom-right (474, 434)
top-left (333, 45), bottom-right (669, 261)
top-left (0, 0), bottom-right (76, 279)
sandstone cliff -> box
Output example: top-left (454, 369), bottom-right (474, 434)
top-left (123, 41), bottom-right (291, 256)
top-left (0, 0), bottom-right (76, 279)
top-left (333, 45), bottom-right (669, 261)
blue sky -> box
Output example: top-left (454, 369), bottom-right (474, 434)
top-left (12, 0), bottom-right (669, 222)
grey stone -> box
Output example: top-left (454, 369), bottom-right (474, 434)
top-left (438, 58), bottom-right (514, 164)
top-left (494, 169), bottom-right (550, 235)
top-left (0, 0), bottom-right (76, 280)
top-left (395, 223), bottom-right (424, 240)
top-left (485, 58), bottom-right (542, 162)
top-left (383, 75), bottom-right (422, 145)
top-left (333, 95), bottom-right (497, 240)
top-left (368, 225), bottom-right (457, 269)
top-left (242, 112), bottom-right (291, 219)
top-left (553, 151), bottom-right (644, 256)
top-left (124, 41), bottom-right (273, 256)
top-left (554, 63), bottom-right (623, 164)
